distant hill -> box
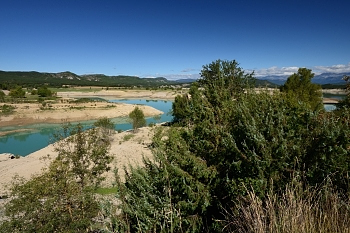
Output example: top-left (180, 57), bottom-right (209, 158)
top-left (175, 78), bottom-right (197, 83)
top-left (1, 70), bottom-right (348, 89)
top-left (0, 71), bottom-right (179, 88)
top-left (257, 72), bottom-right (350, 86)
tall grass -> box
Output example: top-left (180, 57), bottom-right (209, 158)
top-left (224, 181), bottom-right (350, 233)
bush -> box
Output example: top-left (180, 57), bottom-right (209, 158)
top-left (0, 104), bottom-right (15, 115)
top-left (0, 124), bottom-right (113, 232)
top-left (37, 86), bottom-right (52, 97)
top-left (129, 106), bottom-right (146, 132)
top-left (94, 117), bottom-right (115, 136)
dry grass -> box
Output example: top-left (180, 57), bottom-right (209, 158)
top-left (224, 181), bottom-right (350, 233)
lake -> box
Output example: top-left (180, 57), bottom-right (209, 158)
top-left (0, 99), bottom-right (173, 156)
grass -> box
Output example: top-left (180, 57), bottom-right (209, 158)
top-left (122, 134), bottom-right (135, 142)
top-left (95, 187), bottom-right (118, 195)
top-left (224, 181), bottom-right (350, 233)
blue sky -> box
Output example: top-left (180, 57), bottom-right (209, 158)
top-left (1, 0), bottom-right (349, 80)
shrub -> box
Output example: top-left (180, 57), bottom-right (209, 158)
top-left (129, 106), bottom-right (146, 132)
top-left (0, 104), bottom-right (15, 115)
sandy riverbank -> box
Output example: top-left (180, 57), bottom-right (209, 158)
top-left (0, 126), bottom-right (158, 196)
top-left (0, 89), bottom-right (174, 130)
top-left (56, 88), bottom-right (180, 100)
top-left (0, 101), bottom-right (162, 128)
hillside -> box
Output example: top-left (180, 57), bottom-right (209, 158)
top-left (0, 71), bottom-right (181, 88)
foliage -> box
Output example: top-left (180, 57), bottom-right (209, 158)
top-left (53, 123), bottom-right (113, 188)
top-left (0, 90), bottom-right (5, 102)
top-left (128, 106), bottom-right (146, 132)
top-left (199, 59), bottom-right (255, 99)
top-left (173, 59), bottom-right (254, 124)
top-left (94, 117), bottom-right (115, 136)
top-left (0, 70), bottom-right (180, 88)
top-left (0, 123), bottom-right (113, 232)
top-left (115, 60), bottom-right (350, 232)
top-left (9, 86), bottom-right (25, 98)
top-left (280, 68), bottom-right (323, 111)
top-left (115, 127), bottom-right (214, 233)
top-left (0, 161), bottom-right (99, 233)
top-left (37, 86), bottom-right (53, 97)
top-left (337, 75), bottom-right (350, 109)
top-left (0, 104), bottom-right (15, 115)
top-left (30, 89), bottom-right (38, 95)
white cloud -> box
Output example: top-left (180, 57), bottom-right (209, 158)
top-left (162, 73), bottom-right (200, 80)
top-left (314, 62), bottom-right (350, 74)
top-left (249, 66), bottom-right (299, 77)
top-left (250, 62), bottom-right (350, 78)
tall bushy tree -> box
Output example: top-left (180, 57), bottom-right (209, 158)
top-left (280, 68), bottom-right (323, 111)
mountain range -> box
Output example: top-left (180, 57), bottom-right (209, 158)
top-left (0, 70), bottom-right (348, 88)
top-left (256, 72), bottom-right (350, 85)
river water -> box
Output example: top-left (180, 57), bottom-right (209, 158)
top-left (0, 99), bottom-right (173, 156)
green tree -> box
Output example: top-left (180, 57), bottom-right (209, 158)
top-left (129, 106), bottom-right (146, 132)
top-left (173, 59), bottom-right (255, 125)
top-left (280, 68), bottom-right (323, 111)
top-left (9, 86), bottom-right (25, 98)
top-left (0, 123), bottom-right (113, 232)
top-left (0, 90), bottom-right (5, 102)
top-left (37, 86), bottom-right (53, 97)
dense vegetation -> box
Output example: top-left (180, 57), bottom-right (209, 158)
top-left (0, 71), bottom-right (182, 89)
top-left (0, 70), bottom-right (279, 90)
top-left (115, 60), bottom-right (350, 232)
top-left (1, 60), bottom-right (349, 232)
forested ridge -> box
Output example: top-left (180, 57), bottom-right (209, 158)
top-left (0, 70), bottom-right (278, 89)
top-left (0, 70), bottom-right (179, 88)
top-left (1, 60), bottom-right (349, 232)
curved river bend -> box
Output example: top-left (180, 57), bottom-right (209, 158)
top-left (0, 99), bottom-right (172, 156)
